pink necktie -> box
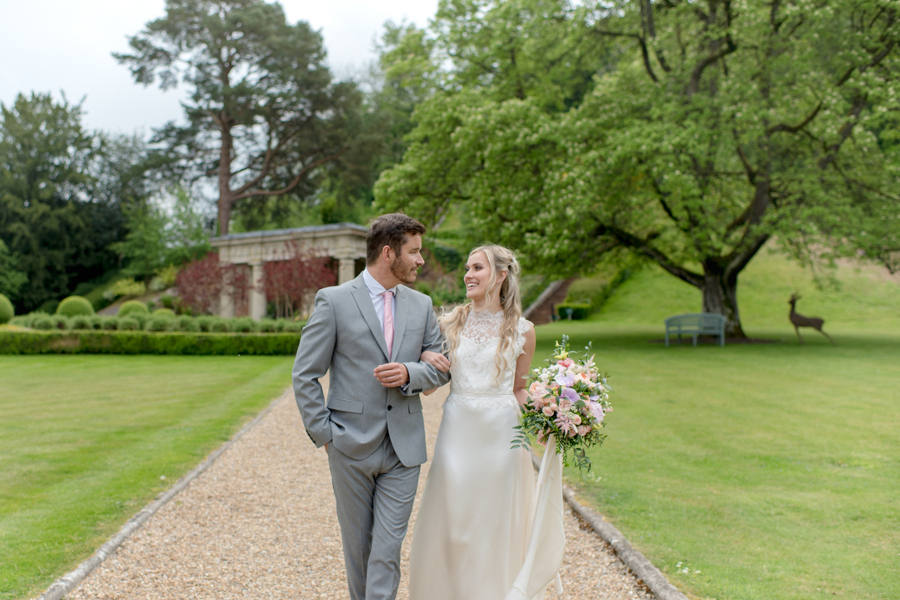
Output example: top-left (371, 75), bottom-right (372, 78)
top-left (382, 290), bottom-right (394, 357)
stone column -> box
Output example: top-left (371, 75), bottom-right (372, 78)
top-left (338, 257), bottom-right (356, 285)
top-left (219, 285), bottom-right (235, 318)
top-left (249, 262), bottom-right (267, 321)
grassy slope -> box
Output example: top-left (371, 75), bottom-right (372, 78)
top-left (531, 253), bottom-right (900, 600)
top-left (0, 356), bottom-right (293, 600)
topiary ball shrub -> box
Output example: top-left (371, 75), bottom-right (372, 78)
top-left (152, 308), bottom-right (176, 319)
top-left (209, 317), bottom-right (232, 333)
top-left (70, 315), bottom-right (92, 330)
top-left (56, 296), bottom-right (95, 317)
top-left (175, 315), bottom-right (200, 332)
top-left (258, 318), bottom-right (278, 333)
top-left (33, 315), bottom-right (55, 330)
top-left (196, 316), bottom-right (215, 332)
top-left (147, 316), bottom-right (173, 332)
top-left (102, 316), bottom-right (120, 331)
top-left (0, 293), bottom-right (14, 324)
top-left (89, 315), bottom-right (105, 330)
top-left (129, 313), bottom-right (149, 330)
top-left (118, 300), bottom-right (149, 319)
top-left (232, 317), bottom-right (257, 333)
top-left (118, 317), bottom-right (140, 331)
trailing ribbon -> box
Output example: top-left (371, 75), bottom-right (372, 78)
top-left (505, 434), bottom-right (565, 600)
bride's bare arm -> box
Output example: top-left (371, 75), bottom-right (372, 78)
top-left (420, 350), bottom-right (451, 395)
top-left (514, 326), bottom-right (536, 406)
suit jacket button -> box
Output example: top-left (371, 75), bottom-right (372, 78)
top-left (387, 405), bottom-right (393, 411)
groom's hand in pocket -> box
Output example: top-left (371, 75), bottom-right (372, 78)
top-left (374, 363), bottom-right (410, 387)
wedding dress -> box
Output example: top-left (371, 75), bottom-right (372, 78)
top-left (408, 310), bottom-right (564, 600)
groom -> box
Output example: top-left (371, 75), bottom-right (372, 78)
top-left (292, 213), bottom-right (450, 600)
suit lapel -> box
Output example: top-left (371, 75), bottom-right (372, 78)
top-left (351, 276), bottom-right (391, 361)
top-left (390, 286), bottom-right (409, 362)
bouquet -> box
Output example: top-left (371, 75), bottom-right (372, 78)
top-left (512, 335), bottom-right (612, 474)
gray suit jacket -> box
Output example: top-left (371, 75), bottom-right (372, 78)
top-left (292, 273), bottom-right (450, 467)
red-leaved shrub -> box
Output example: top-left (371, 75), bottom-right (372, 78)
top-left (176, 252), bottom-right (251, 316)
top-left (263, 242), bottom-right (336, 319)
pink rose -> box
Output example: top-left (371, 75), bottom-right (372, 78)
top-left (557, 358), bottom-right (574, 368)
top-left (571, 413), bottom-right (582, 426)
top-left (542, 406), bottom-right (555, 416)
top-left (577, 425), bottom-right (592, 436)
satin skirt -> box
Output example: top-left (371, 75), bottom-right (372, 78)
top-left (408, 393), bottom-right (536, 600)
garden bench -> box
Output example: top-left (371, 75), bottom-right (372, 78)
top-left (664, 313), bottom-right (726, 347)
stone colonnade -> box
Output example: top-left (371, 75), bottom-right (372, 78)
top-left (210, 223), bottom-right (368, 321)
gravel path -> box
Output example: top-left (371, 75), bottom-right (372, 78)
top-left (67, 379), bottom-right (653, 600)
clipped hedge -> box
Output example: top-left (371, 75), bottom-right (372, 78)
top-left (0, 293), bottom-right (13, 324)
top-left (70, 315), bottom-right (93, 330)
top-left (556, 303), bottom-right (592, 320)
top-left (56, 296), bottom-right (95, 317)
top-left (0, 330), bottom-right (301, 355)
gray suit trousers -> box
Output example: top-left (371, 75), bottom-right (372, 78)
top-left (327, 434), bottom-right (419, 600)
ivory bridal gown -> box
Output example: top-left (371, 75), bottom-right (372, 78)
top-left (408, 310), bottom-right (564, 600)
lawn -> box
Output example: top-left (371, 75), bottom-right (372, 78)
top-left (0, 355), bottom-right (294, 600)
top-left (532, 254), bottom-right (900, 600)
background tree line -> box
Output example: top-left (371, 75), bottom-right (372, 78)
top-left (0, 0), bottom-right (418, 315)
top-left (2, 0), bottom-right (898, 331)
top-left (374, 0), bottom-right (900, 337)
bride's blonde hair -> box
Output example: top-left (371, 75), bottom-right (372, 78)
top-left (441, 244), bottom-right (522, 379)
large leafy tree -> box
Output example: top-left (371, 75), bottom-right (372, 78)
top-left (116, 0), bottom-right (363, 236)
top-left (376, 0), bottom-right (900, 337)
top-left (0, 93), bottom-right (131, 312)
top-left (112, 188), bottom-right (211, 281)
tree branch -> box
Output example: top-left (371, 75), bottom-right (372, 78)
top-left (232, 148), bottom-right (348, 201)
top-left (685, 37), bottom-right (737, 96)
top-left (592, 28), bottom-right (659, 82)
top-left (599, 222), bottom-right (704, 288)
top-left (818, 95), bottom-right (866, 170)
top-left (767, 101), bottom-right (822, 135)
top-left (725, 232), bottom-right (770, 280)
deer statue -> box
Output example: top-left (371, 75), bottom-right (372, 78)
top-left (788, 293), bottom-right (835, 345)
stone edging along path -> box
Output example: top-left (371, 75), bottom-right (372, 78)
top-left (37, 386), bottom-right (686, 600)
top-left (35, 390), bottom-right (291, 600)
top-left (529, 454), bottom-right (689, 600)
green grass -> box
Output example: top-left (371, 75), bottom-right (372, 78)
top-left (532, 253), bottom-right (900, 600)
top-left (594, 250), bottom-right (900, 333)
top-left (0, 355), bottom-right (293, 600)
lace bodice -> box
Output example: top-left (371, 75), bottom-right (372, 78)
top-left (448, 311), bottom-right (532, 409)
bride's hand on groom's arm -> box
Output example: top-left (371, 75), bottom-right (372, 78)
top-left (420, 351), bottom-right (450, 373)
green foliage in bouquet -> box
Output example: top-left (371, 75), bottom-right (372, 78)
top-left (512, 335), bottom-right (612, 476)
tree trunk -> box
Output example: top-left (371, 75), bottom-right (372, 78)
top-left (701, 261), bottom-right (747, 338)
top-left (217, 115), bottom-right (234, 237)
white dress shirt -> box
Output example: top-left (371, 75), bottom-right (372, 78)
top-left (362, 268), bottom-right (398, 330)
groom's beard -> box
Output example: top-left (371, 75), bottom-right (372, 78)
top-left (390, 255), bottom-right (419, 284)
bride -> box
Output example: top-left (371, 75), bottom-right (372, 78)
top-left (410, 244), bottom-right (564, 600)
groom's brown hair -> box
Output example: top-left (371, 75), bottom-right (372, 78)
top-left (366, 213), bottom-right (426, 265)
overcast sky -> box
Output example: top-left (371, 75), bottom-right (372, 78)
top-left (0, 0), bottom-right (438, 136)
